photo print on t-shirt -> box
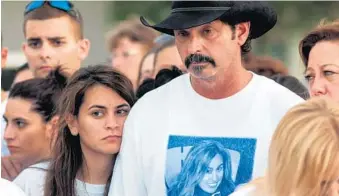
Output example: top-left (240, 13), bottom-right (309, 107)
top-left (165, 135), bottom-right (256, 196)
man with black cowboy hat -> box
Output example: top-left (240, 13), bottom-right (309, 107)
top-left (109, 1), bottom-right (303, 196)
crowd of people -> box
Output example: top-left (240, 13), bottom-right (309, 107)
top-left (1, 1), bottom-right (339, 196)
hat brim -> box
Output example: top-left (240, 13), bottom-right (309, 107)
top-left (140, 2), bottom-right (277, 39)
top-left (140, 10), bottom-right (226, 36)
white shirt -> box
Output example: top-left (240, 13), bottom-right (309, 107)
top-left (109, 73), bottom-right (304, 196)
top-left (230, 185), bottom-right (256, 196)
top-left (13, 161), bottom-right (106, 196)
top-left (0, 178), bottom-right (27, 196)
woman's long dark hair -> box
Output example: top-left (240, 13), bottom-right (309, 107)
top-left (44, 65), bottom-right (136, 196)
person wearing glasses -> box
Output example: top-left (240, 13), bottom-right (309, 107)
top-left (1, 0), bottom-right (90, 181)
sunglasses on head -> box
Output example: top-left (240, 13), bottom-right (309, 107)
top-left (24, 0), bottom-right (74, 15)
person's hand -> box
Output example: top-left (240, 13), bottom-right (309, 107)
top-left (1, 156), bottom-right (23, 181)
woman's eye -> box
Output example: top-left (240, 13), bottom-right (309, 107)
top-left (91, 111), bottom-right (104, 117)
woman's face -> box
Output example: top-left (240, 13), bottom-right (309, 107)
top-left (305, 41), bottom-right (339, 102)
top-left (3, 98), bottom-right (50, 164)
top-left (69, 85), bottom-right (131, 156)
top-left (198, 153), bottom-right (224, 193)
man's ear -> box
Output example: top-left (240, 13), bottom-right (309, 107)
top-left (66, 114), bottom-right (79, 136)
top-left (235, 21), bottom-right (251, 46)
top-left (78, 38), bottom-right (90, 61)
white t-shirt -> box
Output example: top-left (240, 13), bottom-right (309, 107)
top-left (13, 161), bottom-right (106, 196)
top-left (109, 73), bottom-right (304, 196)
top-left (230, 185), bottom-right (257, 196)
top-left (0, 178), bottom-right (27, 196)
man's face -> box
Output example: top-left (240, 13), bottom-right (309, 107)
top-left (174, 20), bottom-right (247, 80)
top-left (22, 16), bottom-right (89, 78)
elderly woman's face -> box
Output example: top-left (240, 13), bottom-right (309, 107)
top-left (305, 41), bottom-right (339, 102)
top-left (198, 153), bottom-right (224, 193)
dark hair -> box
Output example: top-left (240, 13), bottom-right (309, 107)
top-left (44, 65), bottom-right (136, 196)
top-left (136, 66), bottom-right (183, 99)
top-left (15, 63), bottom-right (30, 75)
top-left (299, 19), bottom-right (339, 67)
top-left (9, 68), bottom-right (67, 122)
top-left (23, 3), bottom-right (83, 39)
top-left (136, 78), bottom-right (155, 99)
top-left (270, 74), bottom-right (310, 100)
top-left (243, 54), bottom-right (289, 77)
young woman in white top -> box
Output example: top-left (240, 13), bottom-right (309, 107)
top-left (3, 69), bottom-right (67, 185)
top-left (43, 65), bottom-right (135, 196)
top-left (230, 97), bottom-right (339, 196)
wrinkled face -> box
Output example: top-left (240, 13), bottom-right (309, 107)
top-left (174, 20), bottom-right (249, 80)
top-left (3, 98), bottom-right (50, 164)
top-left (153, 45), bottom-right (185, 77)
top-left (305, 41), bottom-right (339, 102)
top-left (111, 37), bottom-right (147, 89)
top-left (69, 85), bottom-right (131, 156)
top-left (198, 154), bottom-right (224, 194)
top-left (23, 16), bottom-right (89, 78)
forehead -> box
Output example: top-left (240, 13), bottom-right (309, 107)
top-left (25, 16), bottom-right (76, 39)
top-left (82, 85), bottom-right (127, 106)
top-left (6, 98), bottom-right (33, 115)
top-left (175, 20), bottom-right (224, 32)
top-left (308, 41), bottom-right (339, 67)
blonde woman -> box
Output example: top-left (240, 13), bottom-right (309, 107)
top-left (231, 97), bottom-right (339, 196)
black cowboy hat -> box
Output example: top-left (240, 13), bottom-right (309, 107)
top-left (140, 1), bottom-right (277, 39)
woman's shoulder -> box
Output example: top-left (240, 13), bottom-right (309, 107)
top-left (13, 162), bottom-right (49, 196)
top-left (0, 178), bottom-right (27, 196)
top-left (229, 185), bottom-right (257, 196)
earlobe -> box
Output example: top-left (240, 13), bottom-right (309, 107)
top-left (236, 22), bottom-right (251, 46)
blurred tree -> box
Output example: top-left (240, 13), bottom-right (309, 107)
top-left (109, 1), bottom-right (171, 24)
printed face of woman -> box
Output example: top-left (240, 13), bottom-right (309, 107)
top-left (198, 153), bottom-right (224, 193)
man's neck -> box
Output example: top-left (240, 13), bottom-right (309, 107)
top-left (190, 65), bottom-right (252, 99)
top-left (78, 147), bottom-right (115, 185)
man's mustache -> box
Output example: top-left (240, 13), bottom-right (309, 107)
top-left (184, 54), bottom-right (216, 69)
